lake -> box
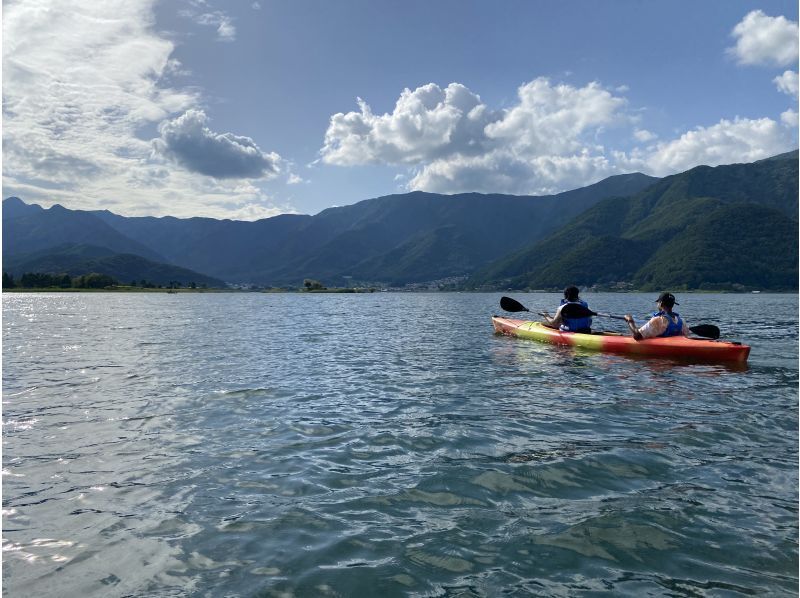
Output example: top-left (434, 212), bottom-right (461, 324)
top-left (3, 291), bottom-right (798, 596)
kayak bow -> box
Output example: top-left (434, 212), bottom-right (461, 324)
top-left (492, 317), bottom-right (750, 363)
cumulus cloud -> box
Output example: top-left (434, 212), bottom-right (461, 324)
top-left (728, 10), bottom-right (799, 66)
top-left (410, 151), bottom-right (615, 196)
top-left (619, 116), bottom-right (797, 176)
top-left (321, 82), bottom-right (499, 165)
top-left (321, 78), bottom-right (629, 195)
top-left (774, 70), bottom-right (799, 98)
top-left (781, 109), bottom-right (798, 128)
top-left (321, 75), bottom-right (797, 195)
top-left (484, 79), bottom-right (626, 154)
top-left (153, 109), bottom-right (281, 179)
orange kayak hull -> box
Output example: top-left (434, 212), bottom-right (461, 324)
top-left (492, 317), bottom-right (750, 363)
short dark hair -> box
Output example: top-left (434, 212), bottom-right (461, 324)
top-left (564, 286), bottom-right (580, 302)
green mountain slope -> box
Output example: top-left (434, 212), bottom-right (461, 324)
top-left (633, 204), bottom-right (798, 289)
top-left (8, 172), bottom-right (655, 286)
top-left (5, 244), bottom-right (226, 287)
top-left (347, 225), bottom-right (484, 284)
top-left (469, 151), bottom-right (798, 291)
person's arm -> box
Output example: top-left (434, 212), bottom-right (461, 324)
top-left (625, 315), bottom-right (668, 340)
top-left (543, 305), bottom-right (564, 329)
top-left (624, 314), bottom-right (643, 340)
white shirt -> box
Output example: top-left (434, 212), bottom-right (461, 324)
top-left (637, 313), bottom-right (689, 339)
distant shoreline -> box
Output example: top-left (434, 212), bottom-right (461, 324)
top-left (2, 287), bottom-right (796, 294)
top-left (1, 286), bottom-right (381, 294)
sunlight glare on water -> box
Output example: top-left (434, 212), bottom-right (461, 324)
top-left (2, 292), bottom-right (798, 596)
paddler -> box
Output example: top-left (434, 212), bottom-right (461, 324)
top-left (624, 292), bottom-right (689, 341)
top-left (542, 286), bottom-right (593, 333)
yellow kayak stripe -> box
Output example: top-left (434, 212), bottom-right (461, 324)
top-left (493, 317), bottom-right (750, 362)
top-left (512, 321), bottom-right (605, 351)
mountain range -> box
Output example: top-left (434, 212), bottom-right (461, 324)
top-left (3, 172), bottom-right (656, 287)
top-left (467, 151), bottom-right (798, 291)
top-left (3, 150), bottom-right (797, 290)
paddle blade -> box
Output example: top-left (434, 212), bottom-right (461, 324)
top-left (500, 296), bottom-right (529, 312)
top-left (690, 324), bottom-right (720, 339)
top-left (559, 303), bottom-right (597, 319)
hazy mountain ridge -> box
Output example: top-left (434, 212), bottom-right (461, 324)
top-left (3, 173), bottom-right (657, 286)
top-left (3, 152), bottom-right (796, 291)
top-left (97, 175), bottom-right (656, 285)
top-left (4, 198), bottom-right (167, 263)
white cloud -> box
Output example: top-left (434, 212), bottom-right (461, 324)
top-left (620, 116), bottom-right (796, 176)
top-left (484, 79), bottom-right (627, 154)
top-left (152, 109), bottom-right (281, 179)
top-left (410, 151), bottom-right (615, 196)
top-left (781, 109), bottom-right (798, 128)
top-left (322, 74), bottom-right (796, 195)
top-left (321, 82), bottom-right (499, 166)
top-left (3, 1), bottom-right (195, 185)
top-left (193, 11), bottom-right (236, 42)
top-left (321, 78), bottom-right (629, 195)
top-left (2, 0), bottom-right (288, 219)
top-left (634, 129), bottom-right (657, 143)
top-left (774, 70), bottom-right (799, 98)
top-left (3, 165), bottom-right (289, 221)
top-left (729, 10), bottom-right (799, 67)
top-left (177, 2), bottom-right (237, 42)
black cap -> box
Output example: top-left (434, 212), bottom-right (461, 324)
top-left (656, 292), bottom-right (678, 308)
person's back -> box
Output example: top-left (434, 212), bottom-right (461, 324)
top-left (548, 286), bottom-right (592, 333)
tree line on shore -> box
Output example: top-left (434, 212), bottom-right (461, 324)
top-left (2, 271), bottom-right (205, 290)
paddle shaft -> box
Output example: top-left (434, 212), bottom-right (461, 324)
top-left (566, 304), bottom-right (720, 340)
top-left (501, 296), bottom-right (721, 340)
top-left (591, 311), bottom-right (627, 321)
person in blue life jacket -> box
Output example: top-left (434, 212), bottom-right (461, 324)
top-left (624, 292), bottom-right (689, 341)
top-left (543, 286), bottom-right (593, 333)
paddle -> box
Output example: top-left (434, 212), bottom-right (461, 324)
top-left (500, 297), bottom-right (721, 339)
top-left (560, 303), bottom-right (721, 340)
top-left (500, 296), bottom-right (530, 312)
top-left (560, 303), bottom-right (627, 322)
top-left (685, 324), bottom-right (721, 340)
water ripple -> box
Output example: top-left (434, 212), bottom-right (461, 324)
top-left (3, 292), bottom-right (797, 596)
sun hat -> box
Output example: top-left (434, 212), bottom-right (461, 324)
top-left (656, 292), bottom-right (678, 307)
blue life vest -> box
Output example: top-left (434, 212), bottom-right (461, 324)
top-left (560, 299), bottom-right (592, 332)
top-left (652, 310), bottom-right (683, 337)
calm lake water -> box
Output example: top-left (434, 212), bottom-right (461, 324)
top-left (3, 292), bottom-right (798, 597)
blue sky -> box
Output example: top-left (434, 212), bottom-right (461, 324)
top-left (3, 1), bottom-right (798, 219)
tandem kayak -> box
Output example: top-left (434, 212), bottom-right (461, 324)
top-left (492, 317), bottom-right (750, 363)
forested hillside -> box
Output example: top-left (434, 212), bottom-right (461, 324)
top-left (467, 151), bottom-right (798, 291)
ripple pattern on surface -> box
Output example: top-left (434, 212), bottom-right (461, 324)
top-left (3, 292), bottom-right (798, 596)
